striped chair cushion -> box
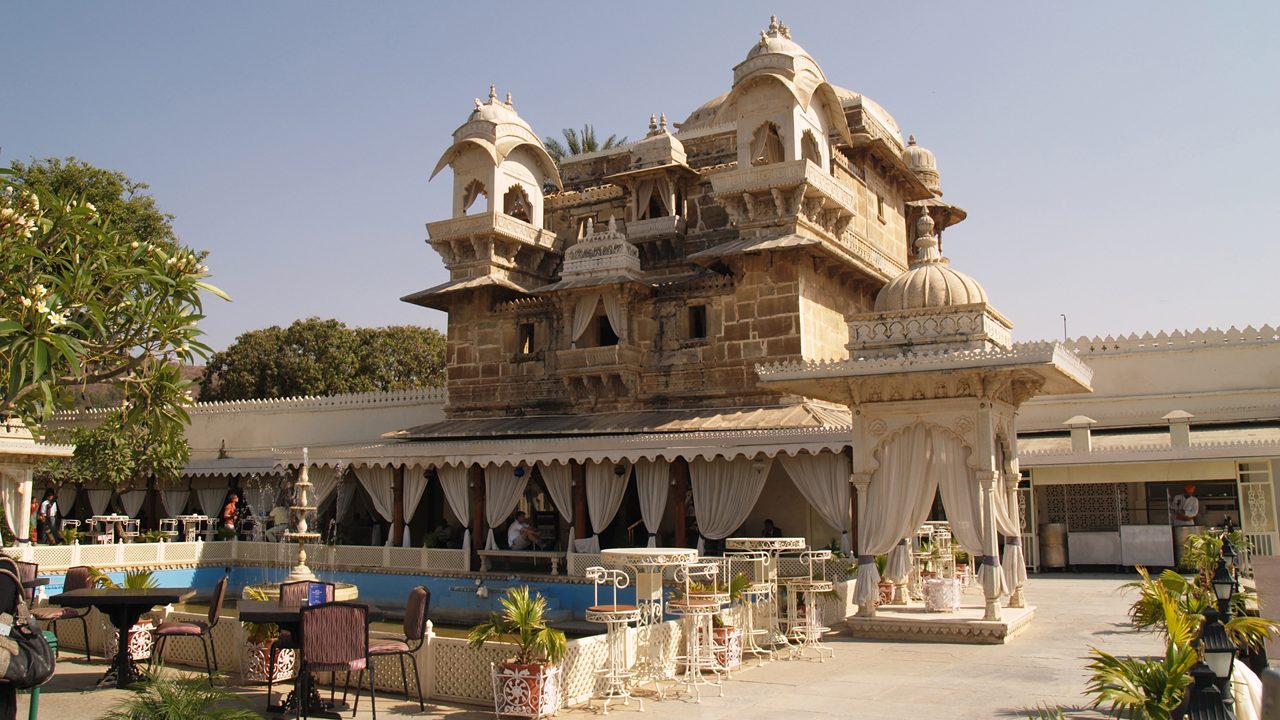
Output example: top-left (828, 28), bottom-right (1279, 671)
top-left (156, 620), bottom-right (208, 636)
top-left (301, 603), bottom-right (367, 670)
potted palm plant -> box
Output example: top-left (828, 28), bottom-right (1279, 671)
top-left (874, 554), bottom-right (895, 606)
top-left (89, 568), bottom-right (159, 661)
top-left (240, 586), bottom-right (295, 684)
top-left (468, 586), bottom-right (567, 719)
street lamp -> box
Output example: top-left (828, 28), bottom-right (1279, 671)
top-left (1212, 559), bottom-right (1235, 615)
top-left (1185, 661), bottom-right (1233, 720)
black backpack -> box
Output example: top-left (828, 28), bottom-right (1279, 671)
top-left (0, 568), bottom-right (56, 689)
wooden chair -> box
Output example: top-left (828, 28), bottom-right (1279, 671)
top-left (32, 565), bottom-right (93, 660)
top-left (151, 575), bottom-right (227, 685)
top-left (367, 586), bottom-right (429, 711)
top-left (14, 561), bottom-right (39, 605)
top-left (299, 602), bottom-right (375, 720)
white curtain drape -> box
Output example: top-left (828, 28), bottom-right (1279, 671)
top-left (690, 456), bottom-right (771, 553)
top-left (57, 485), bottom-right (78, 518)
top-left (600, 292), bottom-right (625, 341)
top-left (243, 482), bottom-right (278, 517)
top-left (119, 490), bottom-right (147, 518)
top-left (931, 430), bottom-right (1006, 598)
top-left (160, 488), bottom-right (189, 516)
top-left (885, 539), bottom-right (913, 584)
top-left (86, 489), bottom-right (114, 516)
top-left (195, 487), bottom-right (226, 518)
top-left (1, 472), bottom-right (23, 537)
top-left (585, 461), bottom-right (628, 544)
top-left (306, 466), bottom-right (338, 506)
top-left (852, 424), bottom-right (938, 609)
top-left (538, 462), bottom-right (575, 556)
top-left (401, 465), bottom-right (430, 547)
top-left (993, 478), bottom-right (1025, 597)
top-left (634, 458), bottom-right (669, 547)
top-left (571, 294), bottom-right (600, 343)
top-left (484, 463), bottom-right (529, 550)
top-left (779, 451), bottom-right (851, 553)
top-left (438, 464), bottom-right (471, 569)
top-left (354, 465), bottom-right (397, 545)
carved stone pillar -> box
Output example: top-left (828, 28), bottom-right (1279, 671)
top-left (850, 472), bottom-right (877, 618)
top-left (1004, 472), bottom-right (1026, 608)
top-left (977, 468), bottom-right (1003, 621)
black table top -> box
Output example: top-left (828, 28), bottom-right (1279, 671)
top-left (239, 599), bottom-right (384, 625)
top-left (26, 577), bottom-right (50, 587)
top-left (49, 587), bottom-right (196, 607)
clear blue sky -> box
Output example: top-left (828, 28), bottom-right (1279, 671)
top-left (5, 2), bottom-right (1277, 350)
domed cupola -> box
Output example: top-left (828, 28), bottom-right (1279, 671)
top-left (629, 113), bottom-right (687, 169)
top-left (874, 213), bottom-right (986, 312)
top-left (850, 212), bottom-right (1013, 357)
top-left (902, 135), bottom-right (942, 196)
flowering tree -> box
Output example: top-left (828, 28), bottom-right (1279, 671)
top-left (0, 161), bottom-right (226, 488)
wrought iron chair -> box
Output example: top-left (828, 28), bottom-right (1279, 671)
top-left (158, 518), bottom-right (179, 542)
top-left (86, 518), bottom-right (115, 545)
top-left (299, 602), bottom-right (375, 720)
top-left (121, 519), bottom-right (141, 543)
top-left (268, 581), bottom-right (336, 705)
top-left (367, 586), bottom-right (429, 712)
top-left (58, 518), bottom-right (80, 536)
top-left (584, 566), bottom-right (642, 713)
top-left (151, 575), bottom-right (227, 685)
top-left (32, 565), bottom-right (93, 660)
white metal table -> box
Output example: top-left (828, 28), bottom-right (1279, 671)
top-left (724, 537), bottom-right (806, 656)
top-left (600, 547), bottom-right (698, 698)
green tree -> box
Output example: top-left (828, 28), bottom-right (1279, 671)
top-left (198, 318), bottom-right (446, 401)
top-left (543, 125), bottom-right (627, 163)
top-left (0, 158), bottom-right (225, 490)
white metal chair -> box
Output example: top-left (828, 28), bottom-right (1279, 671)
top-left (584, 566), bottom-right (642, 714)
top-left (668, 561), bottom-right (729, 701)
top-left (86, 519), bottom-right (114, 544)
top-left (121, 519), bottom-right (141, 543)
top-left (780, 550), bottom-right (833, 661)
top-left (158, 518), bottom-right (179, 542)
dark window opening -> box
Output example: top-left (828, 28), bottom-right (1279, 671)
top-left (503, 185), bottom-right (532, 223)
top-left (647, 193), bottom-right (668, 219)
top-left (518, 323), bottom-right (536, 354)
top-left (688, 305), bottom-right (708, 340)
top-left (597, 315), bottom-right (619, 347)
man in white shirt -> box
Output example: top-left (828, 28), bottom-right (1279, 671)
top-left (1173, 484), bottom-right (1200, 526)
top-left (506, 511), bottom-right (542, 550)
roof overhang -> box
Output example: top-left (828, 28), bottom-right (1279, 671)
top-left (401, 275), bottom-right (530, 310)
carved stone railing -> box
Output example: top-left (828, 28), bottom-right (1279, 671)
top-left (1063, 325), bottom-right (1279, 355)
top-left (557, 344), bottom-right (643, 371)
top-left (627, 215), bottom-right (687, 241)
top-left (427, 211), bottom-right (558, 251)
top-left (709, 159), bottom-right (857, 213)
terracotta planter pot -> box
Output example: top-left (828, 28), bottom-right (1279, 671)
top-left (876, 581), bottom-right (895, 606)
top-left (492, 661), bottom-right (560, 718)
top-left (712, 626), bottom-right (742, 669)
top-left (242, 640), bottom-right (297, 684)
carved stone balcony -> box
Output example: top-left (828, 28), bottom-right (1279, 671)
top-left (709, 159), bottom-right (857, 238)
top-left (625, 216), bottom-right (687, 267)
top-left (426, 212), bottom-right (561, 280)
top-left (556, 344), bottom-right (643, 397)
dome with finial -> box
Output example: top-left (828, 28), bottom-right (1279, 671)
top-left (629, 112), bottom-right (687, 169)
top-left (733, 15), bottom-right (827, 89)
top-left (430, 85), bottom-right (560, 186)
top-left (902, 135), bottom-right (942, 195)
top-left (744, 15), bottom-right (811, 63)
top-left (874, 211), bottom-right (987, 312)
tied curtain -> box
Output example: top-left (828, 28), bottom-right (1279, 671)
top-left (354, 465), bottom-right (397, 546)
top-left (0, 471), bottom-right (24, 538)
top-left (779, 452), bottom-right (851, 554)
top-left (537, 462), bottom-right (575, 557)
top-left (634, 458), bottom-right (669, 548)
top-left (194, 486), bottom-right (226, 520)
top-left (86, 489), bottom-right (114, 517)
top-left (119, 490), bottom-right (147, 519)
top-left (991, 473), bottom-right (1025, 597)
top-left (305, 466), bottom-right (339, 507)
top-left (690, 456), bottom-right (771, 554)
top-left (932, 430), bottom-right (1005, 598)
top-left (582, 460), bottom-right (628, 551)
top-left (852, 424), bottom-right (943, 610)
top-left (401, 465), bottom-right (430, 547)
top-left (484, 463), bottom-right (528, 550)
top-left (160, 488), bottom-right (190, 516)
top-left (570, 293), bottom-right (626, 345)
top-left (56, 485), bottom-right (78, 519)
top-left (438, 464), bottom-right (472, 570)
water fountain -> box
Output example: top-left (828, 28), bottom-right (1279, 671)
top-left (242, 449), bottom-right (359, 600)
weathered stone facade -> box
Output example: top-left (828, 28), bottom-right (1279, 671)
top-left (406, 17), bottom-right (958, 420)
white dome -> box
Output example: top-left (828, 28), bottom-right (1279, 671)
top-left (874, 213), bottom-right (987, 312)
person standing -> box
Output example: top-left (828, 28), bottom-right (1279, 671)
top-left (220, 491), bottom-right (240, 539)
top-left (1172, 484), bottom-right (1200, 526)
top-left (37, 489), bottom-right (59, 545)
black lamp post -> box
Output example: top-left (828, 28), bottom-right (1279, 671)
top-left (1185, 661), bottom-right (1233, 720)
top-left (1194, 607), bottom-right (1238, 719)
top-left (1212, 559), bottom-right (1235, 616)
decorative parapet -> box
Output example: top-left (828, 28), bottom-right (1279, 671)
top-left (1062, 325), bottom-right (1279, 355)
top-left (544, 184), bottom-right (626, 209)
top-left (426, 211), bottom-right (558, 251)
top-left (759, 341), bottom-right (1093, 385)
top-left (54, 388), bottom-right (448, 420)
top-left (710, 159), bottom-right (857, 212)
top-left (627, 215), bottom-right (687, 242)
top-left (557, 345), bottom-right (643, 371)
top-left (849, 304), bottom-right (1013, 354)
top-left (1021, 437), bottom-right (1280, 459)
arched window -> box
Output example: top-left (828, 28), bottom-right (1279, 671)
top-left (750, 122), bottom-right (785, 166)
top-left (462, 179), bottom-right (487, 214)
top-left (800, 130), bottom-right (822, 167)
top-left (503, 185), bottom-right (532, 222)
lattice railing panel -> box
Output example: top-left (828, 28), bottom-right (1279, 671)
top-left (423, 549), bottom-right (465, 572)
top-left (568, 553), bottom-right (604, 577)
top-left (77, 544), bottom-right (119, 567)
top-left (387, 546), bottom-right (422, 568)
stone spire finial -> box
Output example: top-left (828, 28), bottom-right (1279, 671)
top-left (474, 98), bottom-right (483, 110)
top-left (607, 215), bottom-right (617, 233)
top-left (505, 92), bottom-right (513, 107)
top-left (769, 15), bottom-right (779, 33)
top-left (908, 134), bottom-right (917, 145)
top-left (488, 84), bottom-right (497, 103)
top-left (779, 20), bottom-right (790, 38)
top-left (585, 218), bottom-right (594, 236)
top-left (913, 211), bottom-right (940, 263)
top-left (648, 114), bottom-right (658, 135)
top-left (659, 112), bottom-right (668, 132)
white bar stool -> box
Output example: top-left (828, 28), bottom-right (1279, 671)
top-left (584, 566), bottom-right (643, 714)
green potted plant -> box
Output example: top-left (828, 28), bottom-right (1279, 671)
top-left (709, 572), bottom-right (750, 669)
top-left (88, 568), bottom-right (160, 661)
top-left (240, 586), bottom-right (295, 684)
top-left (468, 586), bottom-right (567, 718)
top-left (60, 527), bottom-right (80, 545)
top-left (874, 554), bottom-right (895, 606)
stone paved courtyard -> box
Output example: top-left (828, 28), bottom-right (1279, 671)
top-left (24, 573), bottom-right (1159, 719)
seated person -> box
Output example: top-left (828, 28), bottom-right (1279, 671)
top-left (762, 518), bottom-right (783, 538)
top-left (506, 511), bottom-right (543, 551)
top-left (265, 505), bottom-right (290, 541)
